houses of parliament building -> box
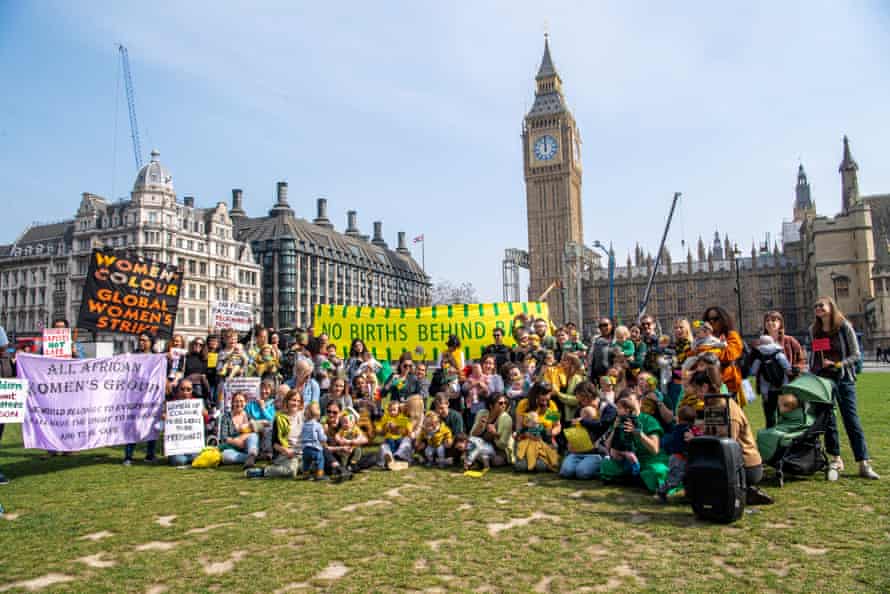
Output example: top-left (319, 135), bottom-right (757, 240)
top-left (522, 37), bottom-right (890, 346)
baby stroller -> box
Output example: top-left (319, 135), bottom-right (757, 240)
top-left (756, 374), bottom-right (834, 487)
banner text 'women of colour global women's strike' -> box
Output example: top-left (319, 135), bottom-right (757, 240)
top-left (77, 249), bottom-right (182, 338)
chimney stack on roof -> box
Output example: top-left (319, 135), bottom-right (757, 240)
top-left (372, 221), bottom-right (388, 248)
top-left (345, 210), bottom-right (360, 237)
top-left (313, 198), bottom-right (334, 229)
top-left (396, 232), bottom-right (410, 255)
top-left (183, 195), bottom-right (195, 208)
top-left (269, 181), bottom-right (294, 217)
top-left (230, 189), bottom-right (246, 217)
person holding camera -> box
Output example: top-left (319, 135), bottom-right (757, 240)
top-left (599, 389), bottom-right (669, 492)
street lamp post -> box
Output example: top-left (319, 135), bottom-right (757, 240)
top-left (733, 245), bottom-right (743, 336)
top-left (592, 240), bottom-right (615, 321)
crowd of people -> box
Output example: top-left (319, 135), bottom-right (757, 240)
top-left (0, 296), bottom-right (879, 503)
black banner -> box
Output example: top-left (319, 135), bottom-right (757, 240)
top-left (77, 249), bottom-right (182, 338)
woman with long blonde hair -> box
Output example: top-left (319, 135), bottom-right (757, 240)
top-left (809, 296), bottom-right (878, 479)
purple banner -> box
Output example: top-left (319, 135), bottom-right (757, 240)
top-left (16, 353), bottom-right (167, 451)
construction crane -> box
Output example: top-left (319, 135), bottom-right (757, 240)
top-left (118, 44), bottom-right (143, 169)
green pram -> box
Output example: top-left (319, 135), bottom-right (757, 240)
top-left (756, 374), bottom-right (834, 487)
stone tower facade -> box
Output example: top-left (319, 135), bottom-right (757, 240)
top-left (793, 164), bottom-right (815, 222)
top-left (840, 135), bottom-right (860, 213)
top-left (522, 35), bottom-right (584, 324)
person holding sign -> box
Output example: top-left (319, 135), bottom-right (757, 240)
top-left (124, 333), bottom-right (159, 466)
top-left (164, 379), bottom-right (205, 467)
top-left (809, 297), bottom-right (879, 480)
top-left (0, 326), bottom-right (14, 484)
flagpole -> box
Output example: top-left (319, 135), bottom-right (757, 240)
top-left (422, 238), bottom-right (425, 273)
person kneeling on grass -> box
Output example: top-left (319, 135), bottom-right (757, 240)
top-left (219, 392), bottom-right (259, 469)
top-left (246, 390), bottom-right (303, 479)
top-left (599, 390), bottom-right (669, 492)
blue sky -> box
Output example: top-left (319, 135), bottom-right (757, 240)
top-left (2, 2), bottom-right (890, 300)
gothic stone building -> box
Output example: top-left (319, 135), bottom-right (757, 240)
top-left (522, 38), bottom-right (885, 344)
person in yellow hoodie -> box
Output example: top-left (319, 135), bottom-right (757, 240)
top-left (375, 400), bottom-right (413, 467)
top-left (514, 382), bottom-right (562, 472)
top-left (415, 412), bottom-right (453, 467)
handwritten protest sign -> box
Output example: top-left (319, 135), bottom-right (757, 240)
top-left (164, 399), bottom-right (205, 457)
top-left (223, 377), bottom-right (262, 409)
top-left (77, 249), bottom-right (182, 338)
top-left (42, 328), bottom-right (72, 358)
top-left (211, 301), bottom-right (253, 332)
top-left (16, 353), bottom-right (166, 450)
top-left (0, 379), bottom-right (28, 424)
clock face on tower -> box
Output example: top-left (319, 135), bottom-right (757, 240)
top-left (533, 135), bottom-right (558, 161)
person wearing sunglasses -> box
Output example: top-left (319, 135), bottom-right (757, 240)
top-left (482, 327), bottom-right (511, 371)
top-left (701, 306), bottom-right (746, 407)
top-left (469, 393), bottom-right (514, 466)
top-left (809, 296), bottom-right (878, 479)
top-left (165, 379), bottom-right (204, 467)
top-left (383, 357), bottom-right (421, 403)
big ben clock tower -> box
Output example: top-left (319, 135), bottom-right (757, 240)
top-left (523, 35), bottom-right (583, 324)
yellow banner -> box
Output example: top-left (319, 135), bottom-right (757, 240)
top-left (313, 302), bottom-right (550, 362)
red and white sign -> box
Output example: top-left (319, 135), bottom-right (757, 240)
top-left (211, 302), bottom-right (253, 332)
top-left (42, 328), bottom-right (73, 358)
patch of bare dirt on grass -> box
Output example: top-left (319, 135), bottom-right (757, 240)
top-left (78, 530), bottom-right (114, 541)
top-left (315, 561), bottom-right (349, 581)
top-left (145, 586), bottom-right (168, 594)
top-left (794, 544), bottom-right (828, 555)
top-left (155, 515), bottom-right (177, 527)
top-left (426, 538), bottom-right (455, 552)
top-left (2, 513), bottom-right (21, 521)
top-left (414, 558), bottom-right (428, 570)
top-left (76, 552), bottom-right (116, 568)
top-left (201, 550), bottom-right (246, 575)
top-left (713, 557), bottom-right (743, 577)
top-left (487, 512), bottom-right (560, 536)
top-left (0, 573), bottom-right (76, 592)
top-left (186, 522), bottom-right (232, 535)
top-left (533, 576), bottom-right (554, 592)
top-left (340, 499), bottom-right (386, 513)
top-left (134, 541), bottom-right (180, 552)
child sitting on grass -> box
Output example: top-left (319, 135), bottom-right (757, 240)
top-left (453, 432), bottom-right (495, 470)
top-left (656, 405), bottom-right (701, 502)
top-left (300, 403), bottom-right (328, 480)
top-left (376, 400), bottom-right (413, 467)
top-left (415, 411), bottom-right (453, 467)
top-left (333, 408), bottom-right (368, 473)
top-left (608, 395), bottom-right (640, 476)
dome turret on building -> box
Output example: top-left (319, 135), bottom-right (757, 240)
top-left (133, 149), bottom-right (174, 193)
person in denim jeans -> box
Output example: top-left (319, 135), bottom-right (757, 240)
top-left (559, 381), bottom-right (615, 480)
top-left (124, 333), bottom-right (159, 466)
top-left (809, 296), bottom-right (879, 480)
top-left (219, 393), bottom-right (259, 468)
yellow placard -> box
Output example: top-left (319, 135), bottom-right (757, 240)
top-left (313, 302), bottom-right (550, 363)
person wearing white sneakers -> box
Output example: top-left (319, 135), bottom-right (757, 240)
top-left (809, 297), bottom-right (879, 480)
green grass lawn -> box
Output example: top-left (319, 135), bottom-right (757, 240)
top-left (1, 376), bottom-right (889, 593)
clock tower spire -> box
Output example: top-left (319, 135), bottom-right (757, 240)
top-left (522, 35), bottom-right (584, 324)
